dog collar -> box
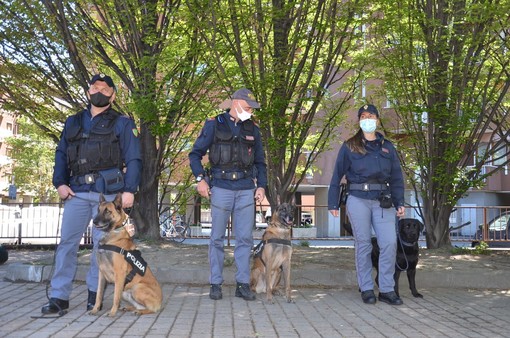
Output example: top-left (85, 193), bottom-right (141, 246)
top-left (398, 233), bottom-right (417, 247)
top-left (113, 218), bottom-right (135, 237)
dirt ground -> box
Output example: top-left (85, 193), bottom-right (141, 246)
top-left (2, 241), bottom-right (509, 276)
top-left (133, 241), bottom-right (510, 274)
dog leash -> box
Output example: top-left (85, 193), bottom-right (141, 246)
top-left (395, 231), bottom-right (410, 271)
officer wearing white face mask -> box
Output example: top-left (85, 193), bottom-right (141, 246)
top-left (328, 104), bottom-right (405, 306)
top-left (189, 88), bottom-right (267, 301)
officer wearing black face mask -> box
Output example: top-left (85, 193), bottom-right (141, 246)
top-left (41, 74), bottom-right (142, 316)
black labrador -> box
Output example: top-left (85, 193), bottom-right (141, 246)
top-left (372, 218), bottom-right (424, 298)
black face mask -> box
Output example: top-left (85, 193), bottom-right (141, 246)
top-left (89, 92), bottom-right (112, 107)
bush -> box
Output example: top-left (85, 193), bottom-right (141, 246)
top-left (451, 241), bottom-right (490, 255)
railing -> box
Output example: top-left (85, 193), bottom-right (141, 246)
top-left (1, 203), bottom-right (509, 247)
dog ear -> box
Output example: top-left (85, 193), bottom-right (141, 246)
top-left (99, 193), bottom-right (105, 203)
top-left (114, 193), bottom-right (123, 210)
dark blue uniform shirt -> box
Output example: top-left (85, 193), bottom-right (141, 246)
top-left (328, 132), bottom-right (405, 210)
top-left (52, 107), bottom-right (142, 193)
top-left (189, 112), bottom-right (268, 190)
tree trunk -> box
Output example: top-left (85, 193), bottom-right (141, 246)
top-left (132, 120), bottom-right (160, 240)
top-left (423, 200), bottom-right (453, 249)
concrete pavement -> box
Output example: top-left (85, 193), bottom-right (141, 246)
top-left (0, 242), bottom-right (509, 337)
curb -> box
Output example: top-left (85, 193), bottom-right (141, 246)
top-left (5, 263), bottom-right (510, 290)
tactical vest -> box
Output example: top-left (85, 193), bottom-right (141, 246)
top-left (65, 109), bottom-right (122, 177)
top-left (209, 114), bottom-right (256, 170)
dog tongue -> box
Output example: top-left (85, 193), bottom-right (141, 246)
top-left (125, 223), bottom-right (136, 237)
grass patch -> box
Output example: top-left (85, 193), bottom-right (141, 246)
top-left (298, 240), bottom-right (310, 247)
top-left (451, 241), bottom-right (490, 255)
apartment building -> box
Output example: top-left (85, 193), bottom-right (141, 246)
top-left (299, 101), bottom-right (510, 238)
top-left (0, 110), bottom-right (18, 204)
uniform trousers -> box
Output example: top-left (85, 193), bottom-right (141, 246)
top-left (209, 186), bottom-right (255, 285)
top-left (346, 195), bottom-right (397, 293)
top-left (50, 191), bottom-right (115, 300)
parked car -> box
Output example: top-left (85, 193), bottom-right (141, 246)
top-left (472, 210), bottom-right (510, 247)
top-left (265, 207), bottom-right (272, 223)
top-left (263, 207), bottom-right (313, 227)
top-left (301, 212), bottom-right (313, 226)
top-left (255, 211), bottom-right (267, 229)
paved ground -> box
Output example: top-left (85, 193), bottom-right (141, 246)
top-left (0, 241), bottom-right (509, 337)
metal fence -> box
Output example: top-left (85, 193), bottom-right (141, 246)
top-left (1, 203), bottom-right (509, 247)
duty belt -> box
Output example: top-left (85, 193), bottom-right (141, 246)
top-left (212, 171), bottom-right (249, 180)
top-left (349, 183), bottom-right (389, 191)
top-left (71, 173), bottom-right (98, 185)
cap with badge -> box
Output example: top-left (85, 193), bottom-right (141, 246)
top-left (89, 73), bottom-right (116, 90)
top-left (357, 104), bottom-right (379, 119)
top-left (232, 88), bottom-right (260, 109)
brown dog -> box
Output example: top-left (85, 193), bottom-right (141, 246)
top-left (250, 203), bottom-right (294, 303)
top-left (89, 193), bottom-right (162, 316)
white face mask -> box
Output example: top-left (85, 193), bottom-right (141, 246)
top-left (236, 107), bottom-right (252, 122)
top-left (360, 119), bottom-right (377, 133)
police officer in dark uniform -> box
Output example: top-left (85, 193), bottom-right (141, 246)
top-left (328, 104), bottom-right (405, 306)
top-left (41, 74), bottom-right (142, 315)
top-left (189, 88), bottom-right (267, 301)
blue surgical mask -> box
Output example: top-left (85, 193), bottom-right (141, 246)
top-left (360, 119), bottom-right (377, 133)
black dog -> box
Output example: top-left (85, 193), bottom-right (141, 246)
top-left (372, 218), bottom-right (424, 298)
top-left (0, 245), bottom-right (8, 264)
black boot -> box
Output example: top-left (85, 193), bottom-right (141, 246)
top-left (41, 298), bottom-right (69, 314)
top-left (235, 282), bottom-right (256, 301)
top-left (87, 290), bottom-right (102, 311)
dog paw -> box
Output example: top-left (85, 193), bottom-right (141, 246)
top-left (88, 310), bottom-right (98, 316)
top-left (107, 311), bottom-right (117, 317)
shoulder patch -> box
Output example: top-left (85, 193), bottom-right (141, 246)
top-left (132, 128), bottom-right (139, 137)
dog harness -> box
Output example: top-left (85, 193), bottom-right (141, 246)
top-left (253, 238), bottom-right (292, 267)
top-left (98, 244), bottom-right (148, 285)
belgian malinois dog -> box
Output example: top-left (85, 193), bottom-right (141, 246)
top-left (89, 193), bottom-right (162, 316)
top-left (250, 203), bottom-right (294, 303)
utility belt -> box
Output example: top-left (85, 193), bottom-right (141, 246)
top-left (348, 183), bottom-right (389, 191)
top-left (71, 173), bottom-right (99, 185)
top-left (211, 170), bottom-right (250, 181)
top-left (71, 168), bottom-right (124, 193)
top-left (348, 182), bottom-right (392, 208)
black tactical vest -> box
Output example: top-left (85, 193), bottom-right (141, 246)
top-left (209, 114), bottom-right (256, 170)
top-left (65, 109), bottom-right (122, 177)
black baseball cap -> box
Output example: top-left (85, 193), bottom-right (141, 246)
top-left (232, 88), bottom-right (260, 109)
top-left (357, 104), bottom-right (379, 119)
top-left (89, 73), bottom-right (116, 90)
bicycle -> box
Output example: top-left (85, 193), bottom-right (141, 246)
top-left (159, 213), bottom-right (189, 243)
